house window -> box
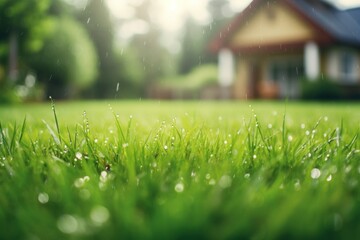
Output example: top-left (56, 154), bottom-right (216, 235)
top-left (339, 51), bottom-right (358, 84)
top-left (268, 60), bottom-right (304, 83)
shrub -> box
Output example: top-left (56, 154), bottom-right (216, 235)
top-left (301, 77), bottom-right (342, 100)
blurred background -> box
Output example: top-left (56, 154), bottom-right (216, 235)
top-left (0, 0), bottom-right (358, 103)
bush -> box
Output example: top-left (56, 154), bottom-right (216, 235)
top-left (301, 77), bottom-right (342, 100)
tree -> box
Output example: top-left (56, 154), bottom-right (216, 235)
top-left (78, 0), bottom-right (119, 98)
top-left (0, 0), bottom-right (51, 81)
top-left (179, 18), bottom-right (207, 75)
top-left (127, 0), bottom-right (175, 96)
top-left (30, 17), bottom-right (98, 99)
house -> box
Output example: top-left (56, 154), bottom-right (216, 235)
top-left (210, 0), bottom-right (360, 99)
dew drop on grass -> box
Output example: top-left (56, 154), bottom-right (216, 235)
top-left (90, 205), bottom-right (110, 226)
top-left (253, 154), bottom-right (257, 159)
top-left (218, 175), bottom-right (232, 189)
top-left (209, 179), bottom-right (216, 185)
top-left (75, 152), bottom-right (82, 160)
top-left (57, 215), bottom-right (78, 234)
top-left (205, 173), bottom-right (211, 180)
top-left (327, 174), bottom-right (332, 182)
top-left (288, 135), bottom-right (293, 142)
top-left (74, 178), bottom-right (85, 188)
top-left (164, 145), bottom-right (168, 150)
top-left (244, 173), bottom-right (250, 179)
top-left (38, 192), bottom-right (49, 204)
top-left (79, 189), bottom-right (91, 200)
top-left (301, 123), bottom-right (305, 129)
top-left (174, 183), bottom-right (184, 193)
top-left (267, 124), bottom-right (272, 129)
top-left (311, 168), bottom-right (321, 179)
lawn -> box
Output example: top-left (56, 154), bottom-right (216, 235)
top-left (0, 100), bottom-right (359, 239)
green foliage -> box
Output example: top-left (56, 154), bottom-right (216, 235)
top-left (0, 0), bottom-right (51, 53)
top-left (30, 17), bottom-right (98, 99)
top-left (301, 77), bottom-right (343, 100)
top-left (0, 101), bottom-right (359, 239)
top-left (161, 64), bottom-right (218, 90)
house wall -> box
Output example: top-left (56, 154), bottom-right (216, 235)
top-left (233, 58), bottom-right (249, 99)
top-left (232, 52), bottom-right (304, 99)
top-left (230, 1), bottom-right (317, 49)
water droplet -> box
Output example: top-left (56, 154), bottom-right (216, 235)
top-left (75, 152), bottom-right (82, 160)
top-left (253, 154), bottom-right (257, 159)
top-left (90, 205), bottom-right (110, 226)
top-left (306, 130), bottom-right (310, 135)
top-left (87, 17), bottom-right (91, 24)
top-left (288, 135), bottom-right (293, 142)
top-left (174, 183), bottom-right (184, 193)
top-left (74, 178), bottom-right (85, 188)
top-left (209, 179), bottom-right (216, 185)
top-left (224, 140), bottom-right (228, 145)
top-left (311, 168), bottom-right (321, 179)
top-left (100, 171), bottom-right (107, 182)
top-left (326, 174), bottom-right (332, 182)
top-left (57, 215), bottom-right (78, 234)
top-left (244, 173), bottom-right (250, 179)
top-left (218, 175), bottom-right (232, 189)
top-left (267, 124), bottom-right (272, 129)
top-left (205, 173), bottom-right (211, 180)
top-left (116, 82), bottom-right (119, 92)
top-left (164, 145), bottom-right (168, 150)
top-left (38, 192), bottom-right (49, 204)
top-left (301, 123), bottom-right (306, 129)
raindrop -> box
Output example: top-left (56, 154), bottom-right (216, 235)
top-left (90, 205), bottom-right (110, 226)
top-left (87, 17), bottom-right (90, 24)
top-left (209, 179), bottom-right (216, 185)
top-left (174, 183), bottom-right (184, 193)
top-left (116, 83), bottom-right (119, 92)
top-left (74, 178), bottom-right (85, 188)
top-left (57, 215), bottom-right (78, 234)
top-left (79, 189), bottom-right (91, 200)
top-left (218, 175), bottom-right (232, 189)
top-left (326, 174), bottom-right (332, 182)
top-left (311, 168), bottom-right (321, 179)
top-left (38, 192), bottom-right (49, 204)
top-left (75, 152), bottom-right (82, 160)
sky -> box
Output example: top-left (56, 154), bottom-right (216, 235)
top-left (106, 0), bottom-right (360, 36)
top-left (65, 0), bottom-right (360, 52)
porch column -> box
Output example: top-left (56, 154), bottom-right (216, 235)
top-left (218, 48), bottom-right (234, 98)
top-left (304, 41), bottom-right (320, 81)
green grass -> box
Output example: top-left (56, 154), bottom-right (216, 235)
top-left (0, 100), bottom-right (359, 239)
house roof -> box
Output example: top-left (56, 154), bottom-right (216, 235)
top-left (210, 0), bottom-right (360, 52)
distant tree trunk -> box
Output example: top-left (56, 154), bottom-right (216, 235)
top-left (8, 31), bottom-right (19, 82)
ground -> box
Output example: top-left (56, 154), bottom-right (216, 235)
top-left (0, 100), bottom-right (359, 239)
